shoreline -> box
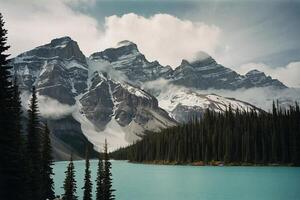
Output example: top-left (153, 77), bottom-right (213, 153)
top-left (124, 160), bottom-right (297, 167)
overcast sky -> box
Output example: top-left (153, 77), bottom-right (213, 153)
top-left (1, 0), bottom-right (300, 87)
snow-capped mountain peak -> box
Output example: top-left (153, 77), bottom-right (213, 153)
top-left (158, 87), bottom-right (261, 122)
top-left (49, 36), bottom-right (73, 48)
top-left (245, 69), bottom-right (265, 76)
top-left (115, 40), bottom-right (137, 48)
top-left (90, 41), bottom-right (173, 83)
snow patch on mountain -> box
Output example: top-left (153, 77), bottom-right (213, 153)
top-left (157, 85), bottom-right (261, 122)
top-left (72, 98), bottom-right (129, 152)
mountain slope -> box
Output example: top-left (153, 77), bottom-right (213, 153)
top-left (158, 87), bottom-right (262, 122)
top-left (73, 71), bottom-right (177, 151)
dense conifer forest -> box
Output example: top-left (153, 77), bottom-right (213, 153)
top-left (111, 103), bottom-right (300, 166)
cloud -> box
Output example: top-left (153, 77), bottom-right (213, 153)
top-left (1, 0), bottom-right (102, 57)
top-left (143, 78), bottom-right (300, 112)
top-left (234, 62), bottom-right (300, 88)
top-left (88, 59), bottom-right (129, 83)
top-left (99, 13), bottom-right (222, 67)
top-left (21, 92), bottom-right (76, 119)
top-left (2, 0), bottom-right (222, 68)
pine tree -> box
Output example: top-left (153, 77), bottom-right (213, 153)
top-left (41, 123), bottom-right (55, 200)
top-left (0, 13), bottom-right (25, 200)
top-left (82, 147), bottom-right (92, 200)
top-left (27, 86), bottom-right (43, 200)
top-left (103, 140), bottom-right (115, 200)
top-left (13, 76), bottom-right (33, 199)
top-left (63, 155), bottom-right (77, 200)
top-left (96, 152), bottom-right (104, 200)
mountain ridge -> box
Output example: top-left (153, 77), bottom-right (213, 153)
top-left (90, 39), bottom-right (287, 90)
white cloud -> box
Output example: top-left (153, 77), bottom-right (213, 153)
top-left (1, 0), bottom-right (102, 57)
top-left (37, 95), bottom-right (76, 119)
top-left (234, 62), bottom-right (300, 88)
top-left (99, 13), bottom-right (222, 67)
top-left (2, 0), bottom-right (222, 67)
top-left (21, 92), bottom-right (76, 119)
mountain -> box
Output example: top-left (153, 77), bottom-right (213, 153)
top-left (73, 71), bottom-right (177, 151)
top-left (171, 56), bottom-right (286, 90)
top-left (243, 69), bottom-right (285, 88)
top-left (90, 42), bottom-right (287, 90)
top-left (158, 87), bottom-right (262, 122)
top-left (90, 41), bottom-right (173, 84)
top-left (11, 37), bottom-right (176, 157)
top-left (10, 36), bottom-right (287, 159)
top-left (12, 36), bottom-right (88, 105)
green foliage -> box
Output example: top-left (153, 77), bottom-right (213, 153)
top-left (27, 86), bottom-right (43, 199)
top-left (0, 13), bottom-right (28, 200)
top-left (82, 148), bottom-right (92, 200)
top-left (111, 103), bottom-right (300, 166)
top-left (41, 123), bottom-right (55, 200)
top-left (63, 155), bottom-right (77, 200)
top-left (103, 140), bottom-right (115, 200)
top-left (96, 153), bottom-right (104, 200)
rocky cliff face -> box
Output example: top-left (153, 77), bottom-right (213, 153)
top-left (76, 72), bottom-right (177, 150)
top-left (243, 69), bottom-right (285, 88)
top-left (12, 36), bottom-right (88, 105)
top-left (90, 40), bottom-right (173, 83)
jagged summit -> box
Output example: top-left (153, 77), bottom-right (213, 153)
top-left (244, 69), bottom-right (286, 88)
top-left (188, 51), bottom-right (212, 64)
top-left (90, 40), bottom-right (139, 63)
top-left (49, 36), bottom-right (72, 47)
top-left (16, 36), bottom-right (86, 64)
top-left (245, 69), bottom-right (265, 76)
top-left (90, 40), bottom-right (172, 83)
top-left (115, 40), bottom-right (137, 48)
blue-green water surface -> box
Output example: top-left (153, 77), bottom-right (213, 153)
top-left (54, 160), bottom-right (300, 200)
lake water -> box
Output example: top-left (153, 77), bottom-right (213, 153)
top-left (54, 160), bottom-right (300, 200)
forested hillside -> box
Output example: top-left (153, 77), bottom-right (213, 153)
top-left (111, 102), bottom-right (300, 166)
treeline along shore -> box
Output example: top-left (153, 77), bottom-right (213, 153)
top-left (111, 103), bottom-right (300, 166)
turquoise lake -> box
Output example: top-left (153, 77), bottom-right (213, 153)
top-left (54, 160), bottom-right (300, 200)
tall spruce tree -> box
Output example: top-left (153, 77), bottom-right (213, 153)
top-left (96, 151), bottom-right (104, 200)
top-left (82, 147), bottom-right (92, 200)
top-left (13, 76), bottom-right (32, 199)
top-left (63, 155), bottom-right (77, 200)
top-left (103, 140), bottom-right (115, 200)
top-left (41, 123), bottom-right (55, 200)
top-left (0, 13), bottom-right (25, 200)
top-left (27, 86), bottom-right (43, 199)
